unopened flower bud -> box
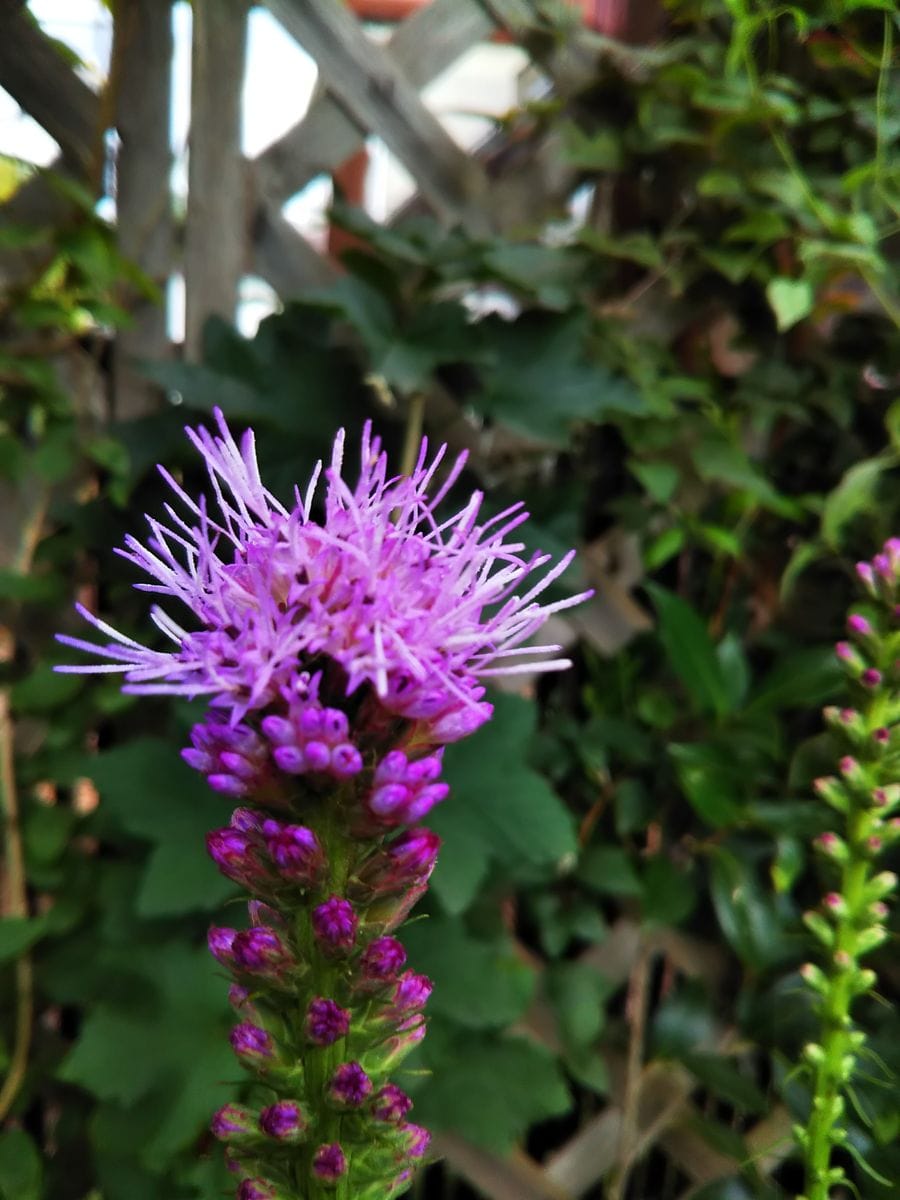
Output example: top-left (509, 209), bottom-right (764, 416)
top-left (800, 962), bottom-right (828, 993)
top-left (864, 870), bottom-right (898, 900)
top-left (237, 1181), bottom-right (280, 1200)
top-left (390, 971), bottom-right (433, 1016)
top-left (847, 613), bottom-right (872, 637)
top-left (233, 927), bottom-right (292, 977)
top-left (312, 1142), bottom-right (347, 1182)
top-left (873, 726), bottom-right (890, 745)
top-left (230, 1021), bottom-right (274, 1065)
top-left (208, 773), bottom-right (249, 797)
top-left (813, 776), bottom-right (849, 814)
top-left (259, 1099), bottom-right (307, 1140)
top-left (312, 897), bottom-right (358, 952)
top-left (360, 936), bottom-right (407, 982)
top-left (208, 926), bottom-right (238, 966)
top-left (856, 561), bottom-right (875, 592)
top-left (263, 821), bottom-right (324, 885)
top-left (379, 1021), bottom-right (427, 1071)
top-left (210, 1103), bottom-right (257, 1142)
top-left (401, 1123), bottom-right (431, 1159)
top-left (306, 998), bottom-right (351, 1046)
top-left (228, 983), bottom-right (254, 1012)
top-left (861, 668), bottom-right (882, 688)
top-left (803, 911), bottom-right (834, 948)
top-left (872, 785), bottom-right (900, 811)
top-left (814, 832), bottom-right (848, 862)
top-left (329, 1062), bottom-right (372, 1108)
top-left (803, 1042), bottom-right (825, 1065)
top-left (372, 1083), bottom-right (413, 1124)
top-left (823, 891), bottom-right (846, 916)
top-left (856, 925), bottom-right (888, 954)
top-left (206, 827), bottom-right (269, 889)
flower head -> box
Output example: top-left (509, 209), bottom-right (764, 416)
top-left (57, 410), bottom-right (589, 737)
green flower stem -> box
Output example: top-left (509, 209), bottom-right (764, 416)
top-left (304, 802), bottom-right (352, 1200)
top-left (799, 563), bottom-right (900, 1199)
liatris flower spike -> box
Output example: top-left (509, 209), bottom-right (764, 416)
top-left (797, 538), bottom-right (900, 1200)
top-left (57, 409), bottom-right (590, 1199)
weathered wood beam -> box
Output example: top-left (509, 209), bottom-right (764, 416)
top-left (0, 0), bottom-right (100, 177)
top-left (262, 0), bottom-right (491, 232)
top-left (254, 0), bottom-right (493, 207)
top-left (251, 204), bottom-right (338, 298)
top-left (110, 0), bottom-right (174, 418)
top-left (184, 0), bottom-right (250, 361)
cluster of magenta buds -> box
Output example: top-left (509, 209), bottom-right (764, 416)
top-left (796, 539), bottom-right (900, 1200)
top-left (198, 675), bottom-right (452, 1199)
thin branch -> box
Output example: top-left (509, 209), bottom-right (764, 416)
top-left (607, 945), bottom-right (653, 1200)
top-left (0, 689), bottom-right (32, 1122)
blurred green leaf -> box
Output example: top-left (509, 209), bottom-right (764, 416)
top-left (433, 695), bottom-right (578, 912)
top-left (647, 584), bottom-right (731, 716)
top-left (0, 1130), bottom-right (42, 1200)
top-left (404, 918), bottom-right (535, 1029)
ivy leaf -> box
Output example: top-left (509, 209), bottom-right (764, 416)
top-left (412, 1022), bottom-right (570, 1152)
top-left (403, 918), bottom-right (535, 1029)
top-left (766, 277), bottom-right (814, 331)
top-left (474, 311), bottom-right (645, 445)
top-left (431, 695), bottom-right (578, 913)
top-left (58, 943), bottom-right (234, 1162)
top-left (86, 740), bottom-right (236, 915)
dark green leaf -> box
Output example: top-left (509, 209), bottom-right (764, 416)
top-left (647, 584), bottom-right (730, 716)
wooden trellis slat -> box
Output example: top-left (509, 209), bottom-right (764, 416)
top-left (262, 0), bottom-right (493, 234)
top-left (0, 0), bottom-right (99, 177)
top-left (253, 0), bottom-right (493, 207)
top-left (111, 0), bottom-right (174, 418)
top-left (184, 0), bottom-right (250, 361)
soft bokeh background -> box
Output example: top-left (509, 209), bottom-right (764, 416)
top-left (1, 2), bottom-right (899, 1199)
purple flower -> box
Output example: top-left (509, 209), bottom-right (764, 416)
top-left (312, 896), bottom-right (358, 951)
top-left (329, 1061), bottom-right (372, 1108)
top-left (391, 971), bottom-right (433, 1014)
top-left (56, 410), bottom-right (590, 735)
top-left (227, 983), bottom-right (253, 1012)
top-left (182, 714), bottom-right (268, 795)
top-left (206, 827), bottom-right (269, 889)
top-left (372, 1083), bottom-right (412, 1124)
top-left (259, 1099), bottom-right (306, 1140)
top-left (232, 928), bottom-right (292, 976)
top-left (208, 926), bottom-right (238, 967)
top-left (230, 1022), bottom-right (273, 1064)
top-left (360, 936), bottom-right (407, 982)
top-left (312, 1142), bottom-right (348, 1182)
top-left (367, 751), bottom-right (450, 826)
top-left (306, 998), bottom-right (351, 1046)
top-left (402, 1123), bottom-right (431, 1159)
top-left (262, 821), bottom-right (324, 884)
top-left (210, 1103), bottom-right (256, 1141)
top-left (358, 828), bottom-right (441, 896)
top-left (237, 1181), bottom-right (279, 1200)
